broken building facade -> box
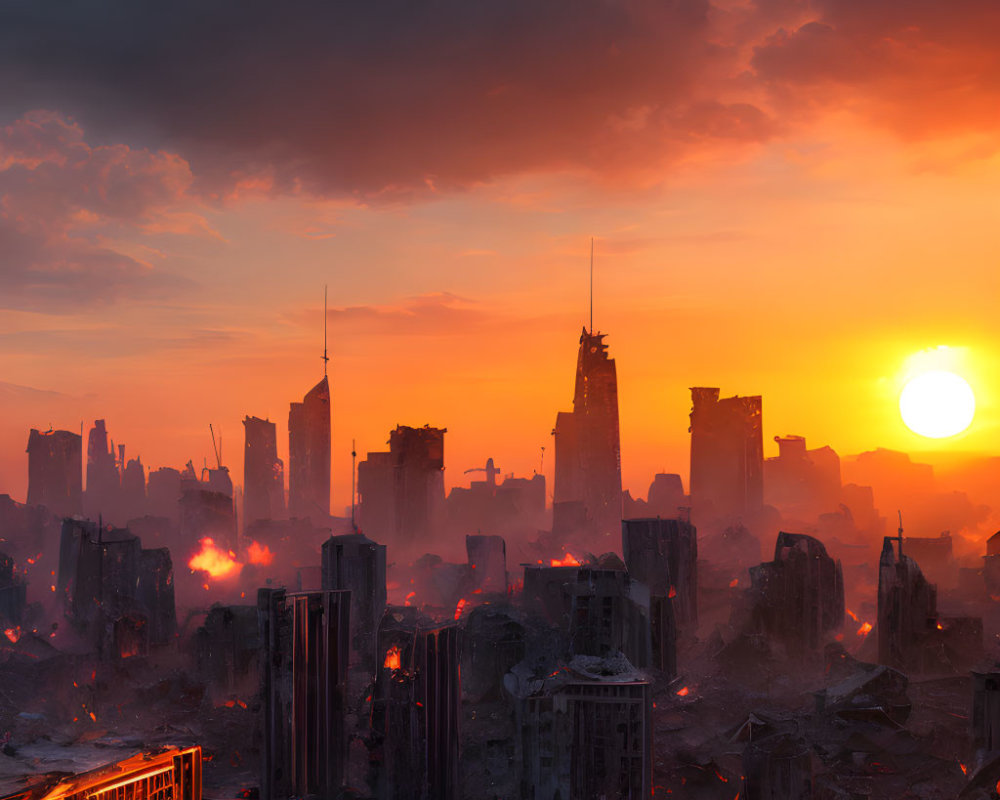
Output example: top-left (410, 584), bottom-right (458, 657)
top-left (258, 587), bottom-right (350, 800)
top-left (26, 428), bottom-right (82, 519)
top-left (622, 516), bottom-right (698, 629)
top-left (552, 327), bottom-right (623, 538)
top-left (689, 387), bottom-right (763, 522)
top-left (243, 415), bottom-right (285, 526)
top-left (320, 531), bottom-right (386, 666)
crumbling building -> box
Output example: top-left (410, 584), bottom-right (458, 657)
top-left (84, 419), bottom-right (122, 522)
top-left (622, 516), bottom-right (698, 628)
top-left (748, 532), bottom-right (844, 653)
top-left (320, 531), bottom-right (386, 664)
top-left (552, 327), bottom-right (622, 538)
top-left (371, 609), bottom-right (461, 800)
top-left (26, 428), bottom-right (82, 518)
top-left (259, 587), bottom-right (350, 800)
top-left (689, 387), bottom-right (763, 521)
top-left (243, 415), bottom-right (285, 526)
top-left (288, 376), bottom-right (331, 521)
top-left (465, 534), bottom-right (507, 595)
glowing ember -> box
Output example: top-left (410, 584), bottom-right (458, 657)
top-left (857, 622), bottom-right (873, 637)
top-left (189, 537), bottom-right (239, 578)
top-left (4, 627), bottom-right (20, 643)
top-left (384, 645), bottom-right (401, 670)
top-left (936, 622), bottom-right (944, 630)
top-left (668, 586), bottom-right (677, 598)
top-left (404, 591), bottom-right (416, 607)
top-left (845, 608), bottom-right (858, 622)
top-left (247, 540), bottom-right (274, 566)
top-left (676, 686), bottom-right (689, 696)
top-left (960, 763), bottom-right (967, 775)
top-left (728, 578), bottom-right (738, 588)
top-left (454, 598), bottom-right (467, 620)
top-left (550, 553), bottom-right (581, 567)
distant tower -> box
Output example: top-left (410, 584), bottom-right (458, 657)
top-left (85, 419), bottom-right (121, 521)
top-left (244, 415), bottom-right (285, 524)
top-left (552, 328), bottom-right (623, 536)
top-left (26, 428), bottom-right (83, 518)
top-left (288, 377), bottom-right (331, 520)
top-left (688, 387), bottom-right (763, 521)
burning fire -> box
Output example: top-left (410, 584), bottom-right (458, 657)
top-left (454, 598), bottom-right (468, 620)
top-left (550, 553), bottom-right (581, 567)
top-left (4, 627), bottom-right (21, 644)
top-left (676, 686), bottom-right (689, 696)
top-left (729, 578), bottom-right (739, 588)
top-left (668, 586), bottom-right (677, 598)
top-left (384, 645), bottom-right (402, 670)
top-left (845, 608), bottom-right (858, 622)
top-left (857, 622), bottom-right (873, 637)
top-left (189, 538), bottom-right (239, 578)
top-left (247, 540), bottom-right (274, 566)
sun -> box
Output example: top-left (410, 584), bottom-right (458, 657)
top-left (899, 370), bottom-right (975, 438)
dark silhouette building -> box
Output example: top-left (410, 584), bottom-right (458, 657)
top-left (243, 415), bottom-right (285, 525)
top-left (26, 428), bottom-right (82, 518)
top-left (622, 516), bottom-right (698, 630)
top-left (320, 532), bottom-right (386, 664)
top-left (358, 425), bottom-right (446, 545)
top-left (259, 588), bottom-right (350, 800)
top-left (764, 435), bottom-right (841, 520)
top-left (84, 419), bottom-right (122, 522)
top-left (552, 327), bottom-right (622, 537)
top-left (689, 387), bottom-right (763, 521)
top-left (288, 376), bottom-right (331, 520)
top-left (372, 609), bottom-right (461, 800)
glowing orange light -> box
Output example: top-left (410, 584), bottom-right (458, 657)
top-left (846, 609), bottom-right (858, 622)
top-left (189, 537), bottom-right (239, 578)
top-left (88, 711), bottom-right (96, 722)
top-left (4, 627), bottom-right (20, 643)
top-left (857, 622), bottom-right (873, 637)
top-left (676, 686), bottom-right (689, 696)
top-left (668, 586), bottom-right (677, 598)
top-left (550, 553), bottom-right (581, 567)
top-left (404, 591), bottom-right (416, 607)
top-left (936, 622), bottom-right (944, 630)
top-left (728, 578), bottom-right (738, 588)
top-left (454, 598), bottom-right (467, 620)
top-left (247, 540), bottom-right (274, 566)
top-left (959, 763), bottom-right (967, 775)
top-left (384, 645), bottom-right (401, 670)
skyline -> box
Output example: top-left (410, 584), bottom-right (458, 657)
top-left (3, 0), bottom-right (1000, 520)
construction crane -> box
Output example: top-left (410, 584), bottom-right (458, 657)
top-left (464, 458), bottom-right (499, 486)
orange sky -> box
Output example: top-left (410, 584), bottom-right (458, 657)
top-left (2, 1), bottom-right (1000, 514)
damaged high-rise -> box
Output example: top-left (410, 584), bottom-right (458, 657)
top-left (357, 425), bottom-right (446, 545)
top-left (747, 532), bottom-right (844, 652)
top-left (84, 419), bottom-right (122, 522)
top-left (288, 376), bottom-right (331, 521)
top-left (465, 534), bottom-right (507, 595)
top-left (622, 516), bottom-right (698, 628)
top-left (258, 588), bottom-right (350, 800)
top-left (26, 428), bottom-right (82, 518)
top-left (57, 519), bottom-right (176, 659)
top-left (371, 609), bottom-right (461, 800)
top-left (320, 531), bottom-right (386, 665)
top-left (552, 327), bottom-right (622, 537)
top-left (243, 415), bottom-right (285, 525)
top-left (689, 387), bottom-right (763, 521)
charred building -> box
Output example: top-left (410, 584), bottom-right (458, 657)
top-left (57, 519), bottom-right (176, 658)
top-left (358, 425), bottom-right (446, 545)
top-left (507, 655), bottom-right (652, 800)
top-left (372, 609), bottom-right (461, 800)
top-left (465, 534), bottom-right (507, 595)
top-left (288, 376), bottom-right (331, 521)
top-left (522, 565), bottom-right (652, 668)
top-left (196, 604), bottom-right (260, 699)
top-left (320, 532), bottom-right (386, 664)
top-left (689, 387), bottom-right (763, 522)
top-left (622, 516), bottom-right (698, 628)
top-left (0, 553), bottom-right (26, 628)
top-left (84, 419), bottom-right (122, 522)
top-left (258, 588), bottom-right (350, 800)
top-left (179, 465), bottom-right (236, 551)
top-left (748, 532), bottom-right (844, 653)
top-left (552, 327), bottom-right (622, 538)
top-left (243, 415), bottom-right (285, 525)
top-left (26, 428), bottom-right (82, 518)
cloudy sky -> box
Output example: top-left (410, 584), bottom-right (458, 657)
top-left (2, 0), bottom-right (999, 507)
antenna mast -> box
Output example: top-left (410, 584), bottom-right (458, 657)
top-left (322, 285), bottom-right (329, 375)
top-left (209, 424), bottom-right (222, 469)
top-left (589, 237), bottom-right (594, 334)
top-left (351, 439), bottom-right (357, 530)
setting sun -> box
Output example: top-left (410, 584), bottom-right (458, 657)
top-left (899, 370), bottom-right (975, 439)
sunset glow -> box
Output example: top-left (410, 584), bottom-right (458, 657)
top-left (900, 371), bottom-right (976, 439)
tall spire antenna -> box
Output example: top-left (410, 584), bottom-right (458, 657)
top-left (589, 237), bottom-right (594, 334)
top-left (351, 439), bottom-right (357, 530)
top-left (322, 285), bottom-right (329, 375)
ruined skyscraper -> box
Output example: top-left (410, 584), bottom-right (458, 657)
top-left (372, 610), bottom-right (461, 800)
top-left (748, 532), bottom-right (844, 653)
top-left (243, 415), bottom-right (285, 525)
top-left (552, 327), bottom-right (622, 536)
top-left (357, 425), bottom-right (446, 545)
top-left (26, 428), bottom-right (82, 518)
top-left (689, 387), bottom-right (763, 521)
top-left (288, 376), bottom-right (330, 520)
top-left (84, 419), bottom-right (121, 521)
top-left (259, 588), bottom-right (350, 800)
top-left (622, 516), bottom-right (698, 629)
top-left (321, 532), bottom-right (386, 664)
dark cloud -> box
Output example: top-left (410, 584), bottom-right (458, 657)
top-left (0, 111), bottom-right (197, 312)
top-left (0, 0), bottom-right (771, 198)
